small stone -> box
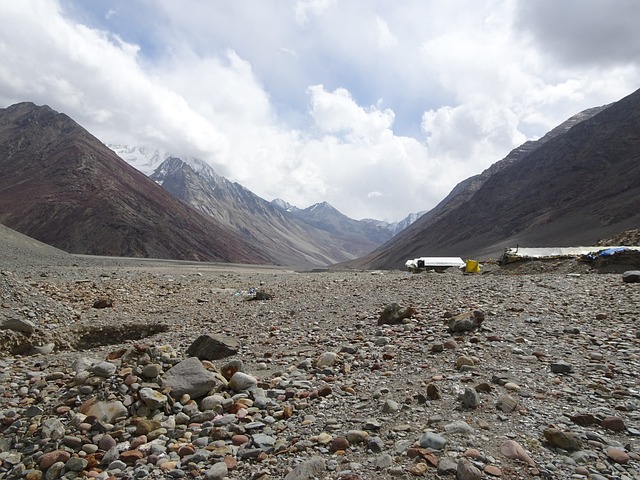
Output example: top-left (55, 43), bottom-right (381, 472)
top-left (426, 383), bottom-right (441, 400)
top-left (456, 458), bottom-right (482, 480)
top-left (484, 465), bottom-right (502, 476)
top-left (162, 357), bottom-right (218, 399)
top-left (316, 351), bottom-right (338, 368)
top-left (120, 449), bottom-right (145, 464)
top-left (205, 462), bottom-right (229, 480)
top-left (459, 387), bottom-right (480, 409)
top-left (374, 453), bottom-right (394, 470)
top-left (409, 462), bottom-right (429, 475)
top-left (419, 432), bottom-right (447, 450)
top-left (496, 394), bottom-right (518, 412)
top-left (92, 297), bottom-right (113, 308)
top-left (378, 303), bottom-right (417, 325)
top-left (448, 311), bottom-right (483, 333)
top-left (186, 334), bottom-right (240, 360)
top-left (455, 356), bottom-right (475, 369)
top-left (500, 440), bottom-right (535, 466)
top-left (141, 363), bottom-right (162, 379)
top-left (606, 447), bottom-right (629, 464)
top-left (330, 436), bottom-right (349, 452)
top-left (65, 457), bottom-right (88, 472)
top-left (220, 359), bottom-right (244, 380)
top-left (444, 420), bottom-right (473, 434)
top-left (543, 427), bottom-right (582, 451)
top-left (90, 361), bottom-right (117, 377)
top-left (39, 450), bottom-right (71, 470)
top-left (550, 362), bottom-right (573, 374)
top-left (228, 371), bottom-right (258, 391)
top-left (284, 456), bottom-right (326, 480)
top-left (382, 399), bottom-right (400, 413)
top-left (139, 387), bottom-right (168, 409)
top-left (79, 398), bottom-right (128, 424)
top-left (98, 434), bottom-right (117, 451)
top-left (622, 270), bottom-right (640, 283)
top-left (601, 415), bottom-right (626, 432)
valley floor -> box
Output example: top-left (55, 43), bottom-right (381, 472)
top-left (1, 255), bottom-right (639, 479)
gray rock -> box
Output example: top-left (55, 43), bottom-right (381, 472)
top-left (139, 387), bottom-right (168, 410)
top-left (550, 362), bottom-right (574, 374)
top-left (419, 432), bottom-right (447, 450)
top-left (162, 357), bottom-right (218, 399)
top-left (459, 387), bottom-right (480, 409)
top-left (204, 462), bottom-right (228, 480)
top-left (42, 418), bottom-right (65, 441)
top-left (228, 371), bottom-right (257, 391)
top-left (284, 456), bottom-right (326, 480)
top-left (0, 316), bottom-right (36, 333)
top-left (444, 420), bottom-right (473, 434)
top-left (374, 453), bottom-right (394, 470)
top-left (456, 458), bottom-right (482, 480)
top-left (622, 270), bottom-right (640, 283)
top-left (382, 399), bottom-right (400, 413)
top-left (186, 334), bottom-right (239, 360)
top-left (252, 433), bottom-right (276, 449)
top-left (496, 394), bottom-right (519, 412)
top-left (91, 361), bottom-right (117, 377)
top-left (438, 458), bottom-right (458, 475)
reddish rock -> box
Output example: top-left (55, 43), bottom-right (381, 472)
top-left (178, 445), bottom-right (196, 457)
top-left (120, 450), bottom-right (144, 464)
top-left (606, 447), bottom-right (630, 464)
top-left (329, 436), bottom-right (349, 452)
top-left (39, 450), bottom-right (70, 470)
top-left (601, 415), bottom-right (626, 431)
top-left (231, 434), bottom-right (249, 446)
top-left (317, 385), bottom-right (332, 397)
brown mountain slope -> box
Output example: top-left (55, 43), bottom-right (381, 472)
top-left (346, 88), bottom-right (640, 269)
top-left (0, 102), bottom-right (274, 264)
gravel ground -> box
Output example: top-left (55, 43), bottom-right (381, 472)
top-left (0, 232), bottom-right (639, 479)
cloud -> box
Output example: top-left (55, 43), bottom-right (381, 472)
top-left (1, 0), bottom-right (640, 222)
top-left (515, 0), bottom-right (640, 67)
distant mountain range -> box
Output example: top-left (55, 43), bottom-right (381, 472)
top-left (0, 104), bottom-right (421, 267)
top-left (345, 88), bottom-right (640, 269)
top-left (2, 86), bottom-right (639, 270)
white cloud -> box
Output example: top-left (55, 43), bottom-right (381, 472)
top-left (1, 0), bottom-right (640, 222)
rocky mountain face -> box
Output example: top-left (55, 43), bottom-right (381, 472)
top-left (346, 90), bottom-right (640, 269)
top-left (0, 102), bottom-right (274, 264)
top-left (150, 157), bottom-right (389, 267)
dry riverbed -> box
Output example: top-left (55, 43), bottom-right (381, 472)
top-left (0, 255), bottom-right (639, 479)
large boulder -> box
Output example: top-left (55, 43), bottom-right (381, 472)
top-left (186, 334), bottom-right (240, 360)
top-left (162, 357), bottom-right (218, 399)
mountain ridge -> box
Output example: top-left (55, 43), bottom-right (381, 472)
top-left (0, 102), bottom-right (276, 264)
top-left (342, 91), bottom-right (639, 269)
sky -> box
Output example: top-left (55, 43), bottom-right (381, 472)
top-left (1, 1), bottom-right (640, 222)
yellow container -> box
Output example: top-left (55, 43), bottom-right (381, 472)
top-left (465, 259), bottom-right (480, 273)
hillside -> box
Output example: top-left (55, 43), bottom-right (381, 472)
top-left (0, 103), bottom-right (274, 264)
top-left (345, 90), bottom-right (640, 269)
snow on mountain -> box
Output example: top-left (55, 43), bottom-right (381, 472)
top-left (108, 144), bottom-right (169, 176)
top-left (111, 144), bottom-right (425, 235)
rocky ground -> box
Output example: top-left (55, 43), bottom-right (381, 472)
top-left (0, 237), bottom-right (639, 479)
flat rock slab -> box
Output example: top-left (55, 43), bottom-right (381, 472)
top-left (186, 334), bottom-right (240, 360)
top-left (162, 357), bottom-right (218, 399)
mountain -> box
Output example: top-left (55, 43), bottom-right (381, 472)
top-left (0, 102), bottom-right (275, 264)
top-left (345, 90), bottom-right (640, 269)
top-left (149, 156), bottom-right (387, 267)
